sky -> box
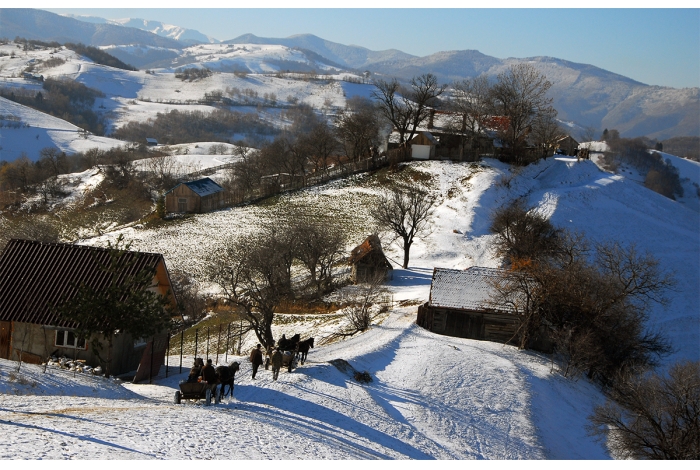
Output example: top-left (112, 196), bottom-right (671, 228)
top-left (31, 2), bottom-right (700, 89)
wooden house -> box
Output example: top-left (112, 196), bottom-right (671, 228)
top-left (0, 239), bottom-right (177, 380)
top-left (348, 235), bottom-right (393, 284)
top-left (146, 138), bottom-right (158, 147)
top-left (417, 267), bottom-right (523, 344)
top-left (554, 135), bottom-right (580, 156)
top-left (164, 177), bottom-right (224, 214)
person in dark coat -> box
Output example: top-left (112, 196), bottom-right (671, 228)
top-left (201, 358), bottom-right (218, 394)
top-left (187, 358), bottom-right (203, 383)
top-left (250, 344), bottom-right (263, 379)
top-left (270, 348), bottom-right (283, 381)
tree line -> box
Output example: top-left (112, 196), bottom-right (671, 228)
top-left (373, 65), bottom-right (561, 164)
top-left (0, 78), bottom-right (106, 135)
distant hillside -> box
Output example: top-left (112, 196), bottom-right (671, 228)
top-left (0, 9), bottom-right (182, 49)
top-left (227, 34), bottom-right (699, 140)
top-left (225, 33), bottom-right (415, 70)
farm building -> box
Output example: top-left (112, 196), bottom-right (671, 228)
top-left (409, 131), bottom-right (438, 160)
top-left (146, 137), bottom-right (158, 146)
top-left (164, 177), bottom-right (225, 214)
top-left (554, 135), bottom-right (580, 156)
top-left (0, 239), bottom-right (176, 380)
top-left (417, 267), bottom-right (524, 345)
top-left (348, 234), bottom-right (393, 284)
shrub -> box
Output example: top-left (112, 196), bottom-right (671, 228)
top-left (588, 361), bottom-right (700, 459)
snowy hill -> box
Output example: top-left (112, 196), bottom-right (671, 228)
top-left (3, 157), bottom-right (697, 459)
top-left (0, 97), bottom-right (125, 161)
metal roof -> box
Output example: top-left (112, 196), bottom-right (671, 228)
top-left (166, 177), bottom-right (223, 198)
top-left (0, 239), bottom-right (167, 328)
top-left (428, 266), bottom-right (521, 314)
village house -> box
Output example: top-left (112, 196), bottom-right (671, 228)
top-left (417, 267), bottom-right (523, 344)
top-left (0, 239), bottom-right (176, 380)
top-left (348, 234), bottom-right (393, 284)
top-left (146, 137), bottom-right (158, 146)
top-left (164, 177), bottom-right (225, 214)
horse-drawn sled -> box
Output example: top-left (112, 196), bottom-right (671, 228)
top-left (174, 360), bottom-right (239, 406)
top-left (174, 382), bottom-right (220, 406)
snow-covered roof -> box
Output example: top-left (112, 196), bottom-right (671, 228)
top-left (428, 266), bottom-right (518, 314)
top-left (167, 177), bottom-right (223, 197)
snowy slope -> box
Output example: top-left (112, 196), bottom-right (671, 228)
top-left (2, 158), bottom-right (698, 459)
top-left (0, 306), bottom-right (608, 459)
top-left (0, 97), bottom-right (125, 161)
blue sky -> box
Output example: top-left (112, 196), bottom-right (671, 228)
top-left (42, 6), bottom-right (700, 89)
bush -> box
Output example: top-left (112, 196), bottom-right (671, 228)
top-left (588, 361), bottom-right (700, 459)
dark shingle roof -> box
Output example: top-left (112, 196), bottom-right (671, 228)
top-left (0, 239), bottom-right (166, 328)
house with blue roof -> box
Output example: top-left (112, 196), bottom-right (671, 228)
top-left (164, 177), bottom-right (225, 214)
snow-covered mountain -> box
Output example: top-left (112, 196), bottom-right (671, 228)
top-left (0, 8), bottom-right (181, 49)
top-left (230, 34), bottom-right (699, 140)
top-left (65, 15), bottom-right (220, 46)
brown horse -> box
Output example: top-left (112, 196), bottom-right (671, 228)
top-left (216, 362), bottom-right (240, 398)
top-left (296, 337), bottom-right (314, 365)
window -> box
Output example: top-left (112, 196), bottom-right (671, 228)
top-left (55, 330), bottom-right (87, 349)
top-left (178, 198), bottom-right (187, 212)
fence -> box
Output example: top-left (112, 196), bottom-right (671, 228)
top-left (163, 321), bottom-right (248, 378)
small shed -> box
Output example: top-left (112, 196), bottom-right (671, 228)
top-left (0, 239), bottom-right (176, 379)
top-left (410, 131), bottom-right (438, 160)
top-left (348, 235), bottom-right (393, 284)
top-left (554, 135), bottom-right (580, 156)
top-left (165, 177), bottom-right (224, 214)
top-left (417, 267), bottom-right (522, 344)
top-left (146, 138), bottom-right (158, 147)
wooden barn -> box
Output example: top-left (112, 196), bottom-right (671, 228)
top-left (417, 267), bottom-right (522, 344)
top-left (0, 239), bottom-right (177, 380)
top-left (165, 177), bottom-right (224, 214)
top-left (554, 135), bottom-right (580, 156)
top-left (348, 235), bottom-right (393, 284)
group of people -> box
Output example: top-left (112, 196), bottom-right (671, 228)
top-left (249, 343), bottom-right (288, 381)
top-left (186, 357), bottom-right (218, 394)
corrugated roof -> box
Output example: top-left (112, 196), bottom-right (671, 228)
top-left (428, 266), bottom-right (522, 314)
top-left (0, 239), bottom-right (167, 328)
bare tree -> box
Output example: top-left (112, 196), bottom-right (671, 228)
top-left (447, 75), bottom-right (493, 160)
top-left (490, 63), bottom-right (555, 163)
top-left (169, 269), bottom-right (206, 325)
top-left (300, 122), bottom-right (339, 176)
top-left (530, 107), bottom-right (565, 159)
top-left (335, 97), bottom-right (383, 163)
top-left (588, 361), bottom-right (700, 459)
top-left (343, 273), bottom-right (387, 333)
top-left (291, 217), bottom-right (346, 295)
top-left (372, 74), bottom-right (446, 144)
top-left (209, 228), bottom-right (296, 349)
top-left (372, 185), bottom-right (436, 269)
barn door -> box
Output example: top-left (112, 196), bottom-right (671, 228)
top-left (0, 321), bottom-right (11, 359)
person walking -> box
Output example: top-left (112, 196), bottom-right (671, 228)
top-left (250, 344), bottom-right (263, 379)
top-left (270, 348), bottom-right (283, 381)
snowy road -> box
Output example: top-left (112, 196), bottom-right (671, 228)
top-left (0, 307), bottom-right (609, 459)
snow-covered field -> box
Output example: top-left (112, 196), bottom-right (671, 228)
top-left (0, 304), bottom-right (608, 459)
top-left (1, 157), bottom-right (698, 460)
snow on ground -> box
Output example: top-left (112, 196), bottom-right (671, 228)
top-left (0, 306), bottom-right (609, 459)
top-left (2, 158), bottom-right (698, 459)
top-left (0, 97), bottom-right (125, 162)
top-left (82, 158), bottom-right (699, 365)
